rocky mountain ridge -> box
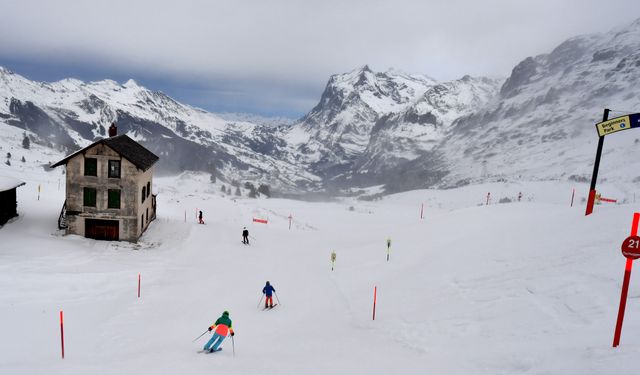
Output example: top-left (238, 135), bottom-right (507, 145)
top-left (3, 18), bottom-right (640, 195)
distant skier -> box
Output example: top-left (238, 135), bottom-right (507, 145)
top-left (199, 210), bottom-right (204, 224)
top-left (262, 281), bottom-right (276, 308)
top-left (203, 311), bottom-right (234, 353)
top-left (242, 227), bottom-right (249, 244)
top-left (331, 251), bottom-right (336, 271)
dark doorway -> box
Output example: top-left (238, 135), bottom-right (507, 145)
top-left (0, 188), bottom-right (18, 225)
top-left (85, 219), bottom-right (119, 241)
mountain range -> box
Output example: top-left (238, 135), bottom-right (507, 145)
top-left (2, 18), bottom-right (640, 196)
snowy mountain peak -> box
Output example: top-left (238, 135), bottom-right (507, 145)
top-left (123, 78), bottom-right (139, 88)
top-left (288, 65), bottom-right (502, 183)
top-left (0, 66), bottom-right (14, 75)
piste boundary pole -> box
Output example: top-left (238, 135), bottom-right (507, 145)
top-left (613, 212), bottom-right (640, 347)
top-left (60, 311), bottom-right (65, 359)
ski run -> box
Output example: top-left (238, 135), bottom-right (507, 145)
top-left (1, 149), bottom-right (640, 374)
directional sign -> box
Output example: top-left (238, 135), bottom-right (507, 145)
top-left (596, 113), bottom-right (640, 137)
top-left (621, 235), bottom-right (640, 259)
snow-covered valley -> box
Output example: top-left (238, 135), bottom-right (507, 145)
top-left (2, 133), bottom-right (640, 374)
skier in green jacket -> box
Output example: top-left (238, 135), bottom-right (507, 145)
top-left (203, 311), bottom-right (235, 353)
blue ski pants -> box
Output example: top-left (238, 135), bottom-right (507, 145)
top-left (204, 332), bottom-right (226, 351)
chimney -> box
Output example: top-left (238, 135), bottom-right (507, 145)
top-left (108, 122), bottom-right (117, 137)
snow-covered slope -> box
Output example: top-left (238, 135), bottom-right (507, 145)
top-left (3, 151), bottom-right (640, 374)
top-left (0, 67), bottom-right (318, 191)
top-left (425, 18), bottom-right (640, 190)
top-left (0, 63), bottom-right (502, 194)
top-left (284, 65), bottom-right (501, 183)
top-left (353, 75), bottom-right (502, 177)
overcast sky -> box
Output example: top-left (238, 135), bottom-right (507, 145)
top-left (1, 0), bottom-right (639, 117)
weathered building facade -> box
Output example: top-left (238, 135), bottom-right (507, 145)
top-left (51, 132), bottom-right (159, 242)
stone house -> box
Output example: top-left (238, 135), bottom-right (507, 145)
top-left (51, 130), bottom-right (159, 242)
top-left (0, 176), bottom-right (26, 226)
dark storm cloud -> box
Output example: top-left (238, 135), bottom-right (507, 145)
top-left (1, 0), bottom-right (639, 116)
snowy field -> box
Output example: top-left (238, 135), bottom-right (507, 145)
top-left (2, 138), bottom-right (640, 374)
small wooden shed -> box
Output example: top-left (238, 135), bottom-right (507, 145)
top-left (0, 176), bottom-right (26, 225)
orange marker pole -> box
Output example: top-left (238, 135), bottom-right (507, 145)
top-left (138, 273), bottom-right (141, 298)
top-left (372, 286), bottom-right (377, 321)
top-left (60, 311), bottom-right (64, 359)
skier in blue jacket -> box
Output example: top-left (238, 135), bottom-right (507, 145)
top-left (262, 281), bottom-right (276, 308)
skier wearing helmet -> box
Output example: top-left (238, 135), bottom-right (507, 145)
top-left (262, 281), bottom-right (276, 308)
top-left (203, 311), bottom-right (235, 353)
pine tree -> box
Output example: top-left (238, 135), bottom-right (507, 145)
top-left (258, 184), bottom-right (271, 197)
top-left (21, 156), bottom-right (26, 163)
top-left (235, 187), bottom-right (241, 196)
top-left (210, 163), bottom-right (217, 183)
top-left (220, 185), bottom-right (226, 193)
top-left (244, 182), bottom-right (257, 198)
top-left (22, 134), bottom-right (30, 149)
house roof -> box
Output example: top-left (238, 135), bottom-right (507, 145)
top-left (0, 176), bottom-right (26, 192)
top-left (50, 135), bottom-right (159, 171)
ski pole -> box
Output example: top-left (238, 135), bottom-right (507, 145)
top-left (231, 335), bottom-right (235, 357)
top-left (192, 330), bottom-right (209, 342)
top-left (257, 294), bottom-right (264, 308)
top-left (274, 292), bottom-right (281, 306)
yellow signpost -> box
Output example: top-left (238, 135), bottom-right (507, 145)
top-left (596, 115), bottom-right (631, 137)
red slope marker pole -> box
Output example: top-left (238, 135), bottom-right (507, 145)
top-left (613, 259), bottom-right (633, 347)
top-left (60, 310), bottom-right (65, 359)
top-left (613, 212), bottom-right (640, 347)
top-left (372, 286), bottom-right (377, 321)
top-left (486, 192), bottom-right (490, 205)
top-left (571, 188), bottom-right (575, 207)
top-left (420, 203), bottom-right (424, 219)
top-left (138, 273), bottom-right (141, 298)
top-left (586, 190), bottom-right (597, 215)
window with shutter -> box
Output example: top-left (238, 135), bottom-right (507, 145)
top-left (108, 160), bottom-right (121, 178)
top-left (84, 158), bottom-right (97, 176)
top-left (83, 187), bottom-right (97, 207)
top-left (108, 189), bottom-right (121, 209)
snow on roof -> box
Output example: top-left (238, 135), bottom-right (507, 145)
top-left (0, 176), bottom-right (26, 191)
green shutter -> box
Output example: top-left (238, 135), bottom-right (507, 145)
top-left (108, 189), bottom-right (121, 209)
top-left (84, 158), bottom-right (97, 176)
top-left (83, 187), bottom-right (96, 207)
